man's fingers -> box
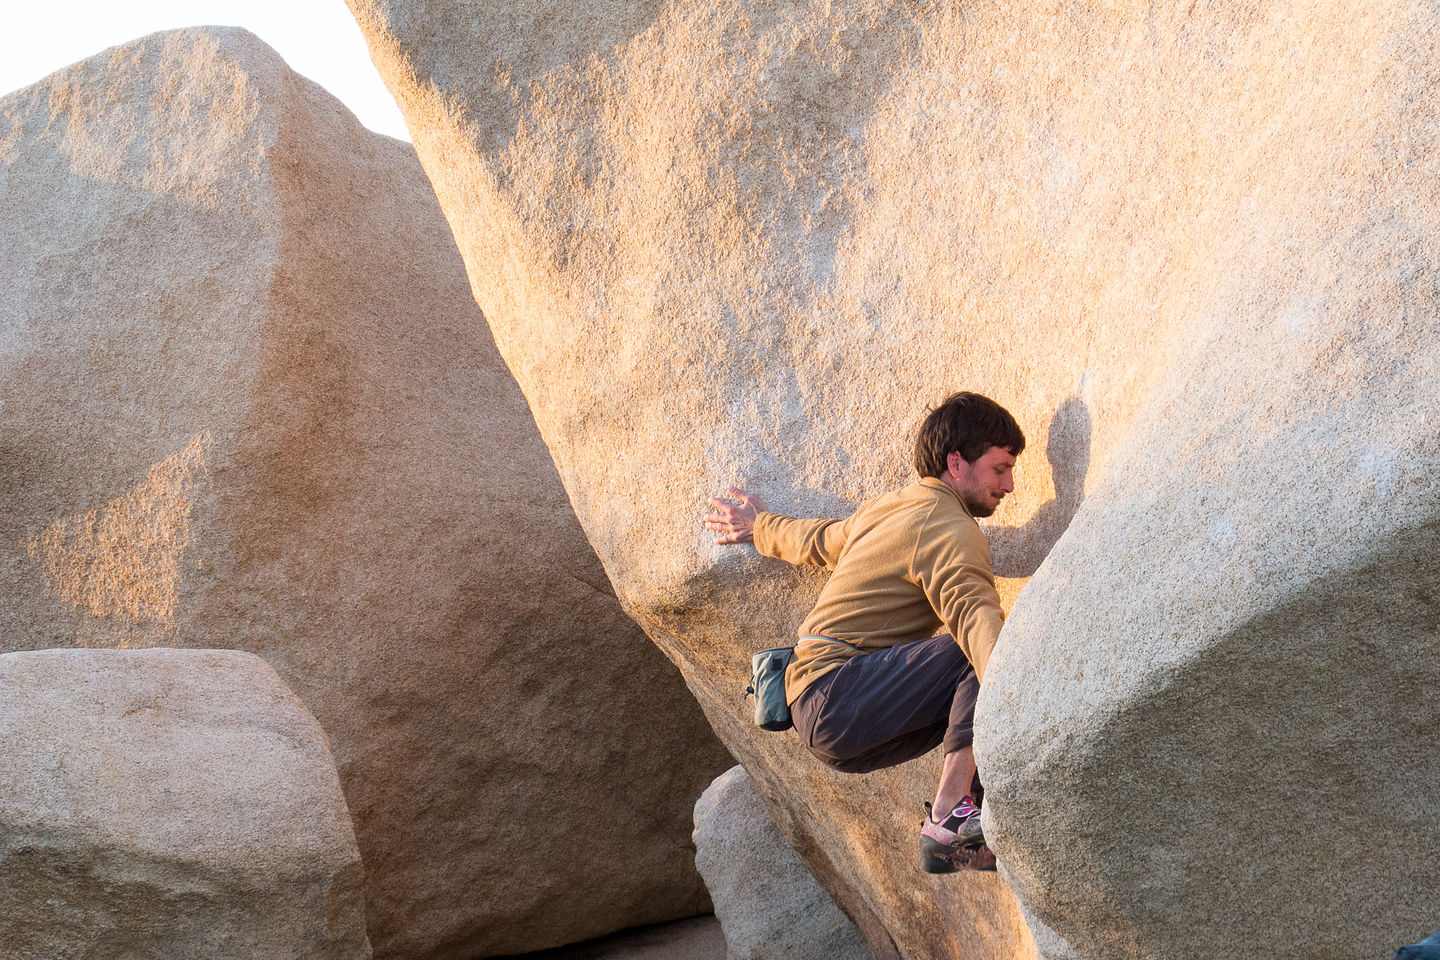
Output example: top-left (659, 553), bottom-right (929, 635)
top-left (706, 489), bottom-right (762, 544)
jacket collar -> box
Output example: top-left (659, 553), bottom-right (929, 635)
top-left (918, 476), bottom-right (974, 518)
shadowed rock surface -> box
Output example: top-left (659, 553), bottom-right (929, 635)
top-left (0, 648), bottom-right (370, 960)
top-left (347, 2), bottom-right (1440, 958)
top-left (491, 916), bottom-right (726, 960)
top-left (0, 28), bottom-right (731, 959)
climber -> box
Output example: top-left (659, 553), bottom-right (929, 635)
top-left (704, 391), bottom-right (1021, 873)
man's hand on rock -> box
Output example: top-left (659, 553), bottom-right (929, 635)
top-left (705, 487), bottom-right (769, 545)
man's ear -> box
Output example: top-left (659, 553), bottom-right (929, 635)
top-left (946, 450), bottom-right (967, 477)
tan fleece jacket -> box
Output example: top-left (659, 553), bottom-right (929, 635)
top-left (752, 477), bottom-right (1005, 703)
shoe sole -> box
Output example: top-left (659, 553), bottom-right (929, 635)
top-left (919, 836), bottom-right (996, 874)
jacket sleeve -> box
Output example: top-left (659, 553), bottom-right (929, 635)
top-left (752, 511), bottom-right (855, 569)
top-left (910, 512), bottom-right (1005, 681)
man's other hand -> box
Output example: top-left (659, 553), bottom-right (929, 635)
top-left (704, 487), bottom-right (769, 544)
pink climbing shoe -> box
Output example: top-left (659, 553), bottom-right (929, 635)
top-left (919, 797), bottom-right (996, 873)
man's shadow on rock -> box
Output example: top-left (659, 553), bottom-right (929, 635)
top-left (987, 395), bottom-right (1092, 579)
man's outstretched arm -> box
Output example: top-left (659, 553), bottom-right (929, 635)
top-left (706, 487), bottom-right (854, 568)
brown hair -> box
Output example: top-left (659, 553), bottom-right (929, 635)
top-left (912, 392), bottom-right (1026, 479)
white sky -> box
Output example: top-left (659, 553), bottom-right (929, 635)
top-left (1, 0), bottom-right (411, 142)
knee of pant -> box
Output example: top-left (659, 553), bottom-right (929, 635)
top-left (802, 719), bottom-right (870, 764)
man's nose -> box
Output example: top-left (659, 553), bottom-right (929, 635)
top-left (1001, 475), bottom-right (1014, 493)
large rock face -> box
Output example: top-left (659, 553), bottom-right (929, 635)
top-left (346, 2), bottom-right (1440, 958)
top-left (694, 766), bottom-right (870, 960)
top-left (0, 28), bottom-right (731, 959)
top-left (0, 648), bottom-right (369, 959)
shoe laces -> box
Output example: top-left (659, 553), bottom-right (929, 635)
top-left (926, 796), bottom-right (980, 826)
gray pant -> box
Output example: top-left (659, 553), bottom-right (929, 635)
top-left (789, 634), bottom-right (979, 774)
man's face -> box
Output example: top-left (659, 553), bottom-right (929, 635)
top-left (949, 445), bottom-right (1017, 518)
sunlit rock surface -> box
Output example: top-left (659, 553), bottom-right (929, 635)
top-left (347, 2), bottom-right (1440, 957)
top-left (694, 766), bottom-right (870, 960)
top-left (0, 28), bottom-right (731, 959)
top-left (0, 648), bottom-right (370, 959)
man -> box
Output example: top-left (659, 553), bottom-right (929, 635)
top-left (704, 391), bottom-right (1022, 873)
